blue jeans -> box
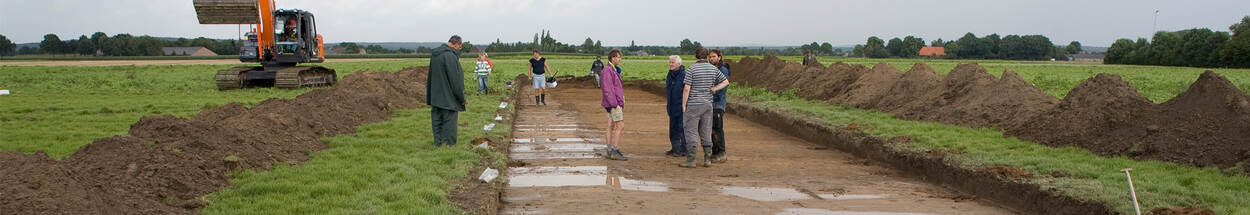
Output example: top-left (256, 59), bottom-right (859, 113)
top-left (476, 76), bottom-right (489, 94)
top-left (669, 113), bottom-right (686, 155)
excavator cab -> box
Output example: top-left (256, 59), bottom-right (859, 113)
top-left (271, 10), bottom-right (323, 64)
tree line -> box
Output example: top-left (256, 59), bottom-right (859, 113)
top-left (0, 32), bottom-right (242, 56)
top-left (1105, 16), bottom-right (1250, 68)
top-left (851, 33), bottom-right (1079, 60)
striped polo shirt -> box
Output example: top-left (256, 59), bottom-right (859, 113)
top-left (683, 60), bottom-right (727, 106)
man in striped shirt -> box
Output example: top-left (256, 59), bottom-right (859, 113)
top-left (680, 47), bottom-right (729, 168)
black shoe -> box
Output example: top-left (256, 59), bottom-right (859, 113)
top-left (711, 152), bottom-right (727, 163)
top-left (665, 150), bottom-right (675, 156)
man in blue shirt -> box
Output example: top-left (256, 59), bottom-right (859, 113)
top-left (665, 55), bottom-right (687, 157)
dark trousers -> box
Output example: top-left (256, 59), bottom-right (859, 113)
top-left (431, 107), bottom-right (458, 146)
top-left (668, 114), bottom-right (686, 155)
top-left (712, 108), bottom-right (726, 155)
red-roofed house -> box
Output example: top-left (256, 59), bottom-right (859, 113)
top-left (919, 46), bottom-right (946, 58)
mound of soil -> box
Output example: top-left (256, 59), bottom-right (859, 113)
top-left (830, 62), bottom-right (902, 108)
top-left (733, 56), bottom-right (1250, 174)
top-left (0, 67), bottom-right (430, 214)
top-left (874, 63), bottom-right (943, 116)
top-left (926, 68), bottom-right (1058, 129)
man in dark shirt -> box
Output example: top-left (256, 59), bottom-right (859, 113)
top-left (665, 55), bottom-right (687, 157)
top-left (590, 56), bottom-right (605, 88)
top-left (529, 50), bottom-right (553, 105)
top-left (426, 35), bottom-right (466, 146)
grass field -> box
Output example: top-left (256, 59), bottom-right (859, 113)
top-left (2, 55), bottom-right (1249, 213)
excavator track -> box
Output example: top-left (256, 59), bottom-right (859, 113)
top-left (215, 66), bottom-right (259, 90)
top-left (275, 66), bottom-right (337, 89)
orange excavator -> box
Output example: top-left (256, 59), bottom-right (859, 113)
top-left (192, 0), bottom-right (336, 90)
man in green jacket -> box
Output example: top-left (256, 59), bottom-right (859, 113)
top-left (427, 35), bottom-right (466, 146)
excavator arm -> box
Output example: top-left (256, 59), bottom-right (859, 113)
top-left (192, 0), bottom-right (274, 59)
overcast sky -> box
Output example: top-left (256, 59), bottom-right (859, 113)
top-left (2, 0), bottom-right (1248, 46)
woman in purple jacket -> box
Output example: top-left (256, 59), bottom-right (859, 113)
top-left (601, 49), bottom-right (627, 161)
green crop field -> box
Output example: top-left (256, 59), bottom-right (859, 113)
top-left (2, 55), bottom-right (1248, 213)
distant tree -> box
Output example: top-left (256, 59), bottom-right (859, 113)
top-left (679, 38), bottom-right (700, 54)
top-left (820, 42), bottom-right (834, 55)
top-left (1104, 39), bottom-right (1136, 64)
top-left (462, 42), bottom-right (475, 53)
top-left (900, 36), bottom-right (925, 58)
top-left (983, 34), bottom-right (1001, 59)
top-left (954, 33), bottom-right (982, 59)
top-left (850, 44), bottom-right (865, 57)
top-left (18, 46), bottom-right (38, 55)
top-left (40, 34), bottom-right (64, 54)
top-left (1066, 41), bottom-right (1083, 54)
top-left (594, 40), bottom-right (603, 54)
top-left (582, 37), bottom-right (595, 53)
top-left (885, 37), bottom-right (903, 57)
top-left (1221, 16), bottom-right (1250, 68)
top-left (89, 32), bottom-right (108, 55)
top-left (76, 35), bottom-right (95, 55)
top-left (1177, 28), bottom-right (1228, 67)
top-left (0, 34), bottom-right (15, 56)
top-left (864, 36), bottom-right (889, 58)
top-left (930, 38), bottom-right (946, 47)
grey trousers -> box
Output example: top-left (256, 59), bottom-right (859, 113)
top-left (431, 107), bottom-right (458, 146)
top-left (683, 103), bottom-right (713, 153)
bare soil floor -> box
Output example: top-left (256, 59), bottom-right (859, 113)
top-left (0, 58), bottom-right (403, 66)
top-left (500, 86), bottom-right (1012, 215)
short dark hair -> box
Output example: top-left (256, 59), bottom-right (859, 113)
top-left (532, 50), bottom-right (540, 54)
top-left (448, 35), bottom-right (462, 44)
top-left (710, 49), bottom-right (722, 57)
top-left (608, 49), bottom-right (622, 58)
top-left (695, 47), bottom-right (709, 59)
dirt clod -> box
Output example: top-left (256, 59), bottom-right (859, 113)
top-left (1150, 207), bottom-right (1215, 215)
top-left (982, 165), bottom-right (1033, 179)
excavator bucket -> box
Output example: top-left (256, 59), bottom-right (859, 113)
top-left (192, 0), bottom-right (261, 24)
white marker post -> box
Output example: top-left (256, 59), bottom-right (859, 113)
top-left (1121, 168), bottom-right (1142, 215)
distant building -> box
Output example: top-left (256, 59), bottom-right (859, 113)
top-left (1067, 53), bottom-right (1105, 62)
top-left (161, 47), bottom-right (218, 56)
top-left (918, 46), bottom-right (945, 57)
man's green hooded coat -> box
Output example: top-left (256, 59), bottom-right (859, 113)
top-left (426, 44), bottom-right (466, 111)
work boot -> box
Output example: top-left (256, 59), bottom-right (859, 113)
top-left (702, 148), bottom-right (713, 167)
top-left (541, 94), bottom-right (547, 106)
top-left (711, 152), bottom-right (727, 163)
top-left (678, 152), bottom-right (696, 168)
top-left (615, 148), bottom-right (628, 161)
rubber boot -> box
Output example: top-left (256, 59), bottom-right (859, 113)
top-left (678, 144), bottom-right (697, 168)
top-left (535, 96), bottom-right (541, 105)
top-left (703, 147), bottom-right (713, 167)
top-left (541, 94), bottom-right (547, 106)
